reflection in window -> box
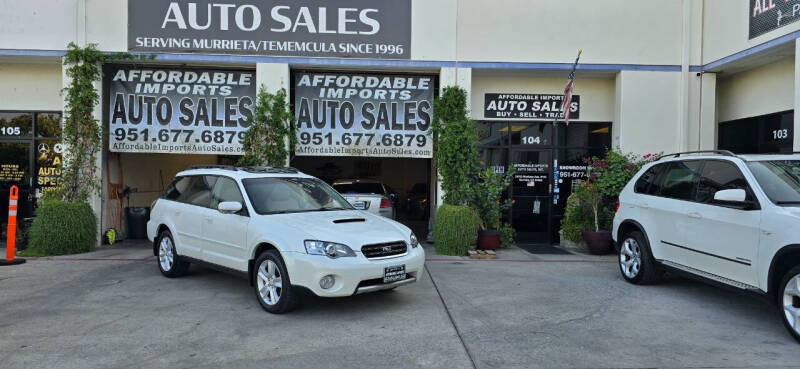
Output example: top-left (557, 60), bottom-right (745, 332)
top-left (36, 113), bottom-right (62, 138)
top-left (556, 122), bottom-right (612, 147)
top-left (511, 123), bottom-right (552, 146)
top-left (480, 147), bottom-right (508, 173)
top-left (659, 161), bottom-right (702, 201)
top-left (0, 113), bottom-right (33, 137)
top-left (476, 122), bottom-right (508, 147)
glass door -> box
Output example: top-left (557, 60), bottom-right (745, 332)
top-left (509, 149), bottom-right (552, 244)
top-left (0, 141), bottom-right (34, 222)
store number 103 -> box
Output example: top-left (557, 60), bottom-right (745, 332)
top-left (773, 129), bottom-right (789, 140)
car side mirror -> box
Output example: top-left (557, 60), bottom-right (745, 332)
top-left (218, 201), bottom-right (243, 214)
top-left (713, 189), bottom-right (746, 203)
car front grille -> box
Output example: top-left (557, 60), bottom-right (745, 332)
top-left (361, 241), bottom-right (407, 259)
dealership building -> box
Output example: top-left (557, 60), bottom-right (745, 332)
top-left (1, 0), bottom-right (799, 244)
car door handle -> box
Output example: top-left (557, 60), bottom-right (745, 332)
top-left (204, 217), bottom-right (213, 224)
top-left (687, 212), bottom-right (703, 219)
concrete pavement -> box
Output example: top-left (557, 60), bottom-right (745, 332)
top-left (1, 242), bottom-right (799, 368)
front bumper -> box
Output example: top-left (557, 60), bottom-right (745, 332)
top-left (283, 245), bottom-right (425, 297)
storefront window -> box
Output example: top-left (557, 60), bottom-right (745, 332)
top-left (35, 139), bottom-right (62, 193)
top-left (719, 110), bottom-right (793, 154)
top-left (476, 122), bottom-right (509, 147)
top-left (0, 111), bottom-right (63, 221)
top-left (0, 112), bottom-right (33, 138)
top-left (36, 113), bottom-right (62, 138)
top-left (510, 123), bottom-right (552, 146)
top-left (555, 122), bottom-right (612, 148)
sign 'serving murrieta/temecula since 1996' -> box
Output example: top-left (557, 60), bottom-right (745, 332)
top-left (128, 0), bottom-right (412, 59)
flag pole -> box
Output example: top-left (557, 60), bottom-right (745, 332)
top-left (553, 49), bottom-right (582, 125)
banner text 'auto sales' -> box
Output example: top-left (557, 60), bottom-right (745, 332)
top-left (129, 0), bottom-right (411, 59)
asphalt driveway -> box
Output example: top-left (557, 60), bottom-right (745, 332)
top-left (1, 243), bottom-right (799, 369)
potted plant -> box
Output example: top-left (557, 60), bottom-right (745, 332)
top-left (575, 181), bottom-right (613, 254)
top-left (469, 167), bottom-right (514, 250)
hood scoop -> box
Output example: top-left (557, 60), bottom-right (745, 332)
top-left (333, 218), bottom-right (366, 224)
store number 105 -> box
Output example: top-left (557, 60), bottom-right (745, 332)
top-left (1, 127), bottom-right (21, 135)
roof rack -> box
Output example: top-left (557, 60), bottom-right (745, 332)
top-left (241, 166), bottom-right (299, 174)
top-left (185, 165), bottom-right (301, 174)
top-left (187, 164), bottom-right (238, 171)
top-left (658, 150), bottom-right (736, 160)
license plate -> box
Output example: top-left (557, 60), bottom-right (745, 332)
top-left (353, 201), bottom-right (367, 210)
top-left (383, 265), bottom-right (406, 283)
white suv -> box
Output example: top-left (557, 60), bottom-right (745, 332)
top-left (613, 151), bottom-right (800, 342)
top-left (146, 165), bottom-right (425, 313)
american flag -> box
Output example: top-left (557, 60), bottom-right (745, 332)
top-left (561, 50), bottom-right (582, 126)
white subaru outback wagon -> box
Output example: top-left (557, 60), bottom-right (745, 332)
top-left (613, 151), bottom-right (800, 342)
top-left (147, 165), bottom-right (425, 313)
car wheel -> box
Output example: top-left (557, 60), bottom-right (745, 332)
top-left (157, 230), bottom-right (189, 278)
top-left (618, 230), bottom-right (660, 285)
top-left (254, 249), bottom-right (298, 314)
top-left (779, 265), bottom-right (800, 343)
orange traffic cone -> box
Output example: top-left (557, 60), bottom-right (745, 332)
top-left (1, 185), bottom-right (26, 266)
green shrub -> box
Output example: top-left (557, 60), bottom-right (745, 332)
top-left (561, 192), bottom-right (593, 242)
top-left (433, 204), bottom-right (479, 256)
top-left (500, 223), bottom-right (515, 247)
top-left (27, 200), bottom-right (97, 255)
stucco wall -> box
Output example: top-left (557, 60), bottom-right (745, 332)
top-left (615, 71), bottom-right (682, 155)
top-left (456, 0), bottom-right (683, 65)
top-left (470, 71), bottom-right (615, 122)
top-left (716, 56), bottom-right (794, 122)
top-left (0, 0), bottom-right (77, 51)
top-left (0, 63), bottom-right (63, 111)
top-left (86, 0), bottom-right (127, 52)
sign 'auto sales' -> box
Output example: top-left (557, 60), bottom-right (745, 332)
top-left (128, 0), bottom-right (411, 59)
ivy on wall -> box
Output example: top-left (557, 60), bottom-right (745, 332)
top-left (237, 87), bottom-right (297, 167)
top-left (56, 43), bottom-right (150, 203)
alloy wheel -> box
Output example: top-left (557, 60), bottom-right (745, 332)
top-left (158, 237), bottom-right (174, 271)
top-left (257, 259), bottom-right (283, 306)
top-left (620, 237), bottom-right (642, 279)
top-left (783, 274), bottom-right (800, 335)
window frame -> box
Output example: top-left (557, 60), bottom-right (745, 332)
top-left (209, 175), bottom-right (249, 217)
top-left (695, 159), bottom-right (761, 210)
top-left (633, 159), bottom-right (761, 210)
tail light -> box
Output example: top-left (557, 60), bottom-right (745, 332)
top-left (150, 199), bottom-right (158, 211)
top-left (615, 201), bottom-right (620, 212)
top-left (380, 197), bottom-right (391, 209)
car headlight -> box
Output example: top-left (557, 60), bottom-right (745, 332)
top-left (409, 232), bottom-right (419, 248)
top-left (304, 240), bottom-right (356, 258)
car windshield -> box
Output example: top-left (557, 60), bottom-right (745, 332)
top-left (332, 182), bottom-right (383, 194)
top-left (746, 160), bottom-right (800, 205)
top-left (242, 177), bottom-right (353, 214)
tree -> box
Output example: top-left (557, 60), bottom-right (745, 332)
top-left (237, 86), bottom-right (296, 167)
top-left (432, 86), bottom-right (481, 206)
